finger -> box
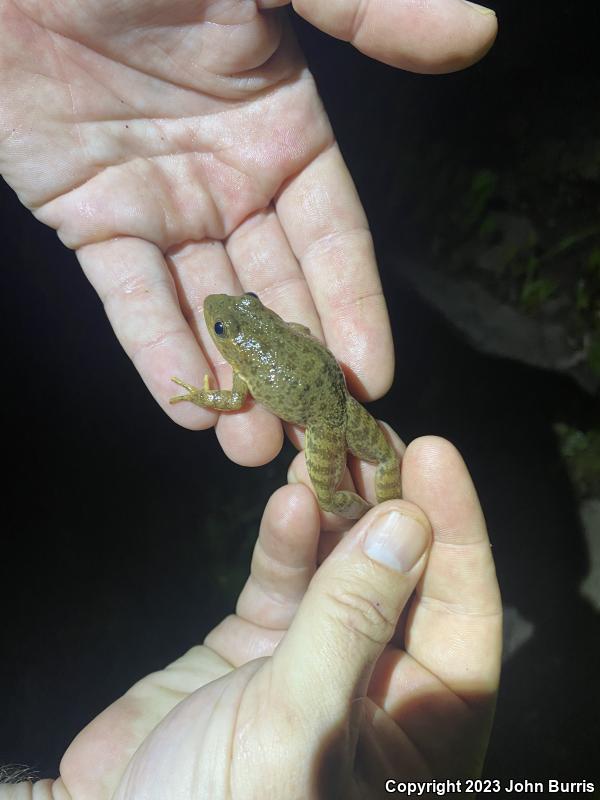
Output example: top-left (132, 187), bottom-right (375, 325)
top-left (167, 238), bottom-right (284, 466)
top-left (204, 615), bottom-right (284, 667)
top-left (401, 436), bottom-right (502, 698)
top-left (276, 144), bottom-right (394, 400)
top-left (226, 207), bottom-right (324, 340)
top-left (236, 484), bottom-right (320, 628)
top-left (292, 0), bottom-right (498, 74)
top-left (167, 239), bottom-right (239, 344)
top-left (206, 486), bottom-right (319, 666)
top-left (77, 236), bottom-right (218, 428)
top-left (272, 501), bottom-right (431, 725)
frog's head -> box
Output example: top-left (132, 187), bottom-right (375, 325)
top-left (203, 292), bottom-right (276, 367)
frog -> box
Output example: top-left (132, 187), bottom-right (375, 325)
top-left (170, 292), bottom-right (400, 519)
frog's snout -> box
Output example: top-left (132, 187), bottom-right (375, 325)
top-left (202, 294), bottom-right (228, 326)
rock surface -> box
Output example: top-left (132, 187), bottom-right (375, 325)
top-left (396, 260), bottom-right (599, 396)
top-left (580, 499), bottom-right (600, 611)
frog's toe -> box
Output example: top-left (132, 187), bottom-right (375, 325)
top-left (171, 376), bottom-right (195, 391)
top-left (169, 377), bottom-right (199, 405)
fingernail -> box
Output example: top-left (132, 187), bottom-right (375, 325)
top-left (463, 0), bottom-right (496, 16)
top-left (287, 466), bottom-right (298, 485)
top-left (363, 511), bottom-right (429, 573)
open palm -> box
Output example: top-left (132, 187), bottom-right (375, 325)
top-left (41, 437), bottom-right (501, 800)
top-left (0, 0), bottom-right (496, 468)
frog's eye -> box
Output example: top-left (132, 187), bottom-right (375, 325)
top-left (245, 292), bottom-right (258, 298)
top-left (214, 320), bottom-right (225, 337)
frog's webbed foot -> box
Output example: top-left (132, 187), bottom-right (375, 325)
top-left (326, 490), bottom-right (372, 520)
top-left (169, 373), bottom-right (249, 411)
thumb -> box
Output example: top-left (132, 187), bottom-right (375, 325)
top-left (272, 500), bottom-right (431, 721)
top-left (285, 0), bottom-right (497, 74)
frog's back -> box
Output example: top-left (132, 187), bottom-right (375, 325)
top-left (243, 323), bottom-right (347, 428)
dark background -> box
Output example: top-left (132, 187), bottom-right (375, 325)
top-left (2, 0), bottom-right (599, 785)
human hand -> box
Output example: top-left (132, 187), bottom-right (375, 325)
top-left (0, 1), bottom-right (496, 468)
top-left (18, 436), bottom-right (500, 800)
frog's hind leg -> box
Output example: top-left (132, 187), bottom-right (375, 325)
top-left (345, 395), bottom-right (401, 503)
top-left (305, 424), bottom-right (371, 520)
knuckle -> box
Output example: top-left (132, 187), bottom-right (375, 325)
top-left (323, 584), bottom-right (396, 647)
top-left (103, 270), bottom-right (173, 310)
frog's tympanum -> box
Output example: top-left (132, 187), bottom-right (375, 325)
top-left (170, 293), bottom-right (400, 519)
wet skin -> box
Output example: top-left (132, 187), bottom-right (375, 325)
top-left (170, 293), bottom-right (400, 518)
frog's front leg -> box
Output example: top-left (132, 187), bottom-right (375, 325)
top-left (170, 371), bottom-right (249, 411)
top-left (306, 424), bottom-right (371, 520)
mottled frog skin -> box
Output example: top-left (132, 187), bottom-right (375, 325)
top-left (170, 293), bottom-right (400, 519)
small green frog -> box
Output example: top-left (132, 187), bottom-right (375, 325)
top-left (170, 293), bottom-right (400, 519)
